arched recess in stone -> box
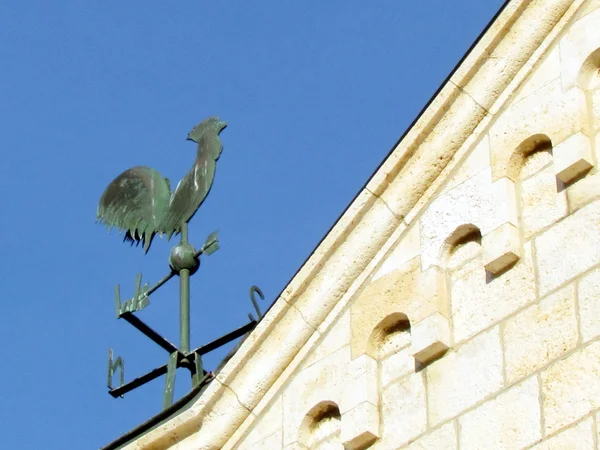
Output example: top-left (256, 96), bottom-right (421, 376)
top-left (366, 312), bottom-right (411, 359)
top-left (298, 401), bottom-right (342, 449)
top-left (510, 134), bottom-right (570, 239)
top-left (442, 223), bottom-right (482, 271)
top-left (282, 347), bottom-right (380, 450)
top-left (577, 48), bottom-right (600, 91)
top-left (506, 134), bottom-right (554, 182)
top-left (350, 257), bottom-right (448, 359)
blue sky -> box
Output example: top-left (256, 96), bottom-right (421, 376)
top-left (0, 1), bottom-right (505, 448)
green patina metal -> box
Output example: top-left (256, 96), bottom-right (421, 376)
top-left (97, 116), bottom-right (227, 253)
top-left (98, 118), bottom-right (266, 418)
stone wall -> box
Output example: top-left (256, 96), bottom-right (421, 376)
top-left (229, 3), bottom-right (600, 449)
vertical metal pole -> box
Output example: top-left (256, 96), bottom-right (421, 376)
top-left (180, 223), bottom-right (190, 354)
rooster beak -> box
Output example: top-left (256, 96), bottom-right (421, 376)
top-left (186, 135), bottom-right (193, 141)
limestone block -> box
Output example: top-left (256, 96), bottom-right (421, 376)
top-left (378, 373), bottom-right (426, 448)
top-left (503, 284), bottom-right (578, 383)
top-left (351, 258), bottom-right (448, 358)
top-left (282, 443), bottom-right (307, 450)
top-left (372, 223), bottom-right (421, 281)
top-left (542, 340), bottom-right (600, 434)
top-left (554, 132), bottom-right (594, 183)
top-left (427, 327), bottom-right (503, 426)
top-left (241, 397), bottom-right (283, 448)
top-left (578, 266), bottom-right (600, 342)
top-left (566, 135), bottom-right (600, 212)
top-left (381, 349), bottom-right (414, 388)
top-left (215, 298), bottom-right (316, 412)
top-left (451, 242), bottom-right (536, 343)
top-left (340, 355), bottom-right (378, 413)
top-left (301, 309), bottom-right (350, 370)
top-left (597, 411), bottom-right (600, 447)
top-left (513, 47), bottom-right (560, 104)
top-left (535, 199), bottom-right (600, 296)
top-left (592, 88), bottom-right (600, 130)
top-left (377, 90), bottom-right (487, 217)
top-left (559, 7), bottom-right (600, 90)
top-left (282, 347), bottom-right (379, 448)
top-left (420, 168), bottom-right (518, 270)
top-left (482, 222), bottom-right (521, 275)
top-left (446, 135), bottom-right (491, 191)
top-left (403, 422), bottom-right (457, 450)
top-left (410, 313), bottom-right (450, 365)
top-left (340, 402), bottom-right (379, 450)
top-left (282, 346), bottom-right (349, 447)
top-left (520, 166), bottom-right (568, 239)
top-left (458, 377), bottom-right (541, 450)
top-left (530, 417), bottom-right (594, 450)
top-left (248, 431), bottom-right (282, 450)
top-left (490, 81), bottom-right (585, 180)
top-left (577, 0), bottom-right (600, 21)
top-left (289, 195), bottom-right (400, 330)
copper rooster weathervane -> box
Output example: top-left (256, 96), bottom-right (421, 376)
top-left (98, 117), bottom-right (265, 412)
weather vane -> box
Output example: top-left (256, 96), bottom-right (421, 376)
top-left (98, 117), bottom-right (265, 409)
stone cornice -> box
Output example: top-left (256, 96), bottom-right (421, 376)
top-left (124, 1), bottom-right (587, 448)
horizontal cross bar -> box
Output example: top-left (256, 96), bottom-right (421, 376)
top-left (121, 312), bottom-right (178, 354)
top-left (108, 319), bottom-right (257, 398)
top-left (192, 320), bottom-right (256, 356)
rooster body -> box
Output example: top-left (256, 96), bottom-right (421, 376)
top-left (97, 117), bottom-right (227, 251)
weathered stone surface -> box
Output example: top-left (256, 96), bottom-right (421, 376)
top-left (282, 346), bottom-right (349, 447)
top-left (490, 81), bottom-right (586, 180)
top-left (403, 422), bottom-right (457, 450)
top-left (482, 222), bottom-right (521, 275)
top-left (340, 355), bottom-right (378, 414)
top-left (458, 377), bottom-right (541, 450)
top-left (451, 242), bottom-right (536, 343)
top-left (381, 349), bottom-right (414, 388)
top-left (560, 7), bottom-right (600, 90)
top-left (542, 340), bottom-right (600, 434)
top-left (340, 402), bottom-right (379, 450)
top-left (427, 327), bottom-right (503, 426)
top-left (503, 284), bottom-right (578, 383)
top-left (578, 266), bottom-right (600, 342)
top-left (520, 166), bottom-right (568, 239)
top-left (373, 223), bottom-right (421, 281)
top-left (240, 398), bottom-right (282, 449)
top-left (592, 88), bottom-right (600, 129)
top-left (411, 313), bottom-right (451, 365)
top-left (536, 199), bottom-right (600, 296)
top-left (376, 373), bottom-right (426, 448)
top-left (301, 309), bottom-right (350, 370)
top-left (566, 134), bottom-right (600, 211)
top-left (218, 300), bottom-right (316, 411)
top-left (554, 132), bottom-right (594, 183)
top-left (446, 136), bottom-right (491, 191)
top-left (351, 258), bottom-right (447, 358)
top-left (420, 169), bottom-right (517, 270)
top-left (244, 431), bottom-right (282, 450)
top-left (530, 417), bottom-right (594, 450)
top-left (577, 0), bottom-right (600, 21)
top-left (513, 46), bottom-right (560, 104)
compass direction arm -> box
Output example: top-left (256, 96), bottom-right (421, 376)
top-left (115, 273), bottom-right (150, 318)
top-left (107, 349), bottom-right (125, 391)
top-left (248, 285), bottom-right (265, 321)
top-left (193, 230), bottom-right (220, 259)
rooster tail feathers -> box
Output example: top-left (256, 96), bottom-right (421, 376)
top-left (98, 166), bottom-right (171, 251)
